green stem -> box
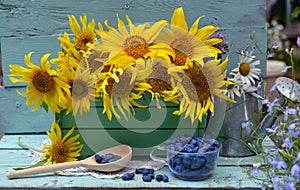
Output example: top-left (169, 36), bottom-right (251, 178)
top-left (289, 48), bottom-right (295, 80)
top-left (18, 137), bottom-right (45, 153)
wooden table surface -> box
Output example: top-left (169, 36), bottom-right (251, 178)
top-left (0, 134), bottom-right (269, 189)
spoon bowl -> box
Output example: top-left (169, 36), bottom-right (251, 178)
top-left (81, 144), bottom-right (132, 172)
top-left (7, 144), bottom-right (132, 179)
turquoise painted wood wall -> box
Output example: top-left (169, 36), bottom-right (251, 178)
top-left (0, 0), bottom-right (267, 133)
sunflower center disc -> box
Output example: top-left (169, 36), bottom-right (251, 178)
top-left (123, 35), bottom-right (149, 59)
top-left (33, 71), bottom-right (55, 93)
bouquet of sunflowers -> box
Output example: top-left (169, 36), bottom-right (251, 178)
top-left (9, 7), bottom-right (234, 163)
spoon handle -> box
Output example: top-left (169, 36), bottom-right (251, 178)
top-left (6, 161), bottom-right (82, 179)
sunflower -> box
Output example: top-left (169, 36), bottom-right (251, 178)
top-left (135, 61), bottom-right (179, 108)
top-left (230, 51), bottom-right (261, 86)
top-left (9, 52), bottom-right (70, 114)
top-left (83, 47), bottom-right (110, 74)
top-left (69, 67), bottom-right (98, 116)
top-left (97, 59), bottom-right (152, 120)
top-left (95, 14), bottom-right (174, 71)
top-left (51, 32), bottom-right (82, 73)
top-left (41, 121), bottom-right (83, 164)
top-left (156, 7), bottom-right (222, 67)
top-left (171, 58), bottom-right (234, 123)
top-left (68, 13), bottom-right (97, 53)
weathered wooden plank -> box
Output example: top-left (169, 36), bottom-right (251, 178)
top-left (0, 135), bottom-right (47, 149)
top-left (0, 87), bottom-right (53, 133)
top-left (0, 166), bottom-right (259, 189)
top-left (0, 134), bottom-right (272, 166)
top-left (0, 0), bottom-right (265, 38)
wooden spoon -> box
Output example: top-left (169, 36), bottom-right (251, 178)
top-left (7, 144), bottom-right (132, 179)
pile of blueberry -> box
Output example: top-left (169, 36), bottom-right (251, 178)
top-left (94, 153), bottom-right (121, 164)
top-left (122, 168), bottom-right (169, 182)
top-left (166, 135), bottom-right (220, 180)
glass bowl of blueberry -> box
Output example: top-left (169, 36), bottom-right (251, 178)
top-left (151, 135), bottom-right (220, 181)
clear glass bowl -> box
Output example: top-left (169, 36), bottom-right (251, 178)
top-left (165, 136), bottom-right (220, 181)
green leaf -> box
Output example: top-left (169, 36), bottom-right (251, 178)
top-left (41, 101), bottom-right (49, 112)
top-left (292, 7), bottom-right (300, 19)
top-left (13, 159), bottom-right (47, 171)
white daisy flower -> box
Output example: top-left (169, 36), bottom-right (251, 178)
top-left (226, 78), bottom-right (243, 100)
top-left (231, 51), bottom-right (261, 86)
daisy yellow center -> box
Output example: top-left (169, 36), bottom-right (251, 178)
top-left (72, 80), bottom-right (89, 98)
top-left (75, 31), bottom-right (95, 52)
top-left (32, 70), bottom-right (55, 93)
top-left (239, 62), bottom-right (250, 76)
top-left (170, 38), bottom-right (193, 66)
top-left (227, 83), bottom-right (235, 90)
top-left (184, 66), bottom-right (210, 102)
top-left (50, 142), bottom-right (69, 163)
top-left (123, 35), bottom-right (149, 59)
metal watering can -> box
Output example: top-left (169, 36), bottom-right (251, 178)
top-left (219, 77), bottom-right (300, 157)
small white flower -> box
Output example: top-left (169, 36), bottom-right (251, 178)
top-left (231, 51), bottom-right (261, 86)
top-left (226, 78), bottom-right (243, 100)
top-left (253, 162), bottom-right (261, 168)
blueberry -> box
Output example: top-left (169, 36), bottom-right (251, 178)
top-left (95, 154), bottom-right (103, 164)
top-left (182, 156), bottom-right (191, 167)
top-left (135, 168), bottom-right (143, 174)
top-left (102, 153), bottom-right (114, 160)
top-left (100, 159), bottom-right (108, 163)
top-left (156, 174), bottom-right (163, 182)
top-left (142, 175), bottom-right (152, 182)
top-left (122, 172), bottom-right (135, 181)
top-left (183, 144), bottom-right (195, 153)
top-left (162, 174), bottom-right (169, 182)
top-left (136, 168), bottom-right (154, 175)
top-left (173, 164), bottom-right (182, 172)
top-left (147, 173), bottom-right (154, 179)
top-left (211, 141), bottom-right (219, 148)
top-left (190, 156), bottom-right (206, 170)
top-left (108, 155), bottom-right (121, 162)
top-left (190, 138), bottom-right (198, 146)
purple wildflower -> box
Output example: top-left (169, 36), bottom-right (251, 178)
top-left (282, 137), bottom-right (294, 149)
top-left (250, 168), bottom-right (259, 177)
top-left (241, 121), bottom-right (251, 129)
top-left (267, 51), bottom-right (275, 58)
top-left (262, 98), bottom-right (269, 105)
top-left (271, 158), bottom-right (287, 170)
top-left (290, 164), bottom-right (300, 179)
top-left (270, 83), bottom-right (277, 92)
top-left (289, 123), bottom-right (297, 131)
top-left (285, 177), bottom-right (297, 190)
top-left (267, 98), bottom-right (279, 113)
top-left (296, 152), bottom-right (300, 161)
top-left (297, 36), bottom-right (300, 48)
top-left (272, 176), bottom-right (283, 190)
top-left (250, 163), bottom-right (261, 177)
top-left (284, 108), bottom-right (298, 121)
top-left (272, 44), bottom-right (279, 49)
top-left (281, 66), bottom-right (292, 73)
top-left (266, 125), bottom-right (278, 135)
